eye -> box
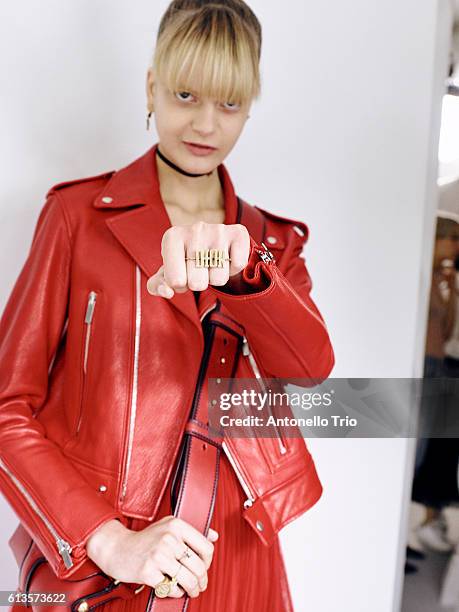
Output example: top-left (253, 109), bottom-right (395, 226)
top-left (221, 101), bottom-right (241, 111)
top-left (175, 91), bottom-right (196, 102)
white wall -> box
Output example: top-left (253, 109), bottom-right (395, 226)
top-left (0, 1), bottom-right (452, 610)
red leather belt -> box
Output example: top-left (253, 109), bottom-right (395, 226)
top-left (147, 306), bottom-right (245, 611)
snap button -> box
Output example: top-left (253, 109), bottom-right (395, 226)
top-left (256, 520), bottom-right (264, 532)
top-left (77, 601), bottom-right (89, 612)
top-left (211, 399), bottom-right (217, 406)
top-left (216, 378), bottom-right (221, 384)
top-left (220, 357), bottom-right (226, 364)
top-left (99, 484), bottom-right (107, 492)
top-left (266, 235), bottom-right (277, 245)
top-left (101, 196), bottom-right (113, 204)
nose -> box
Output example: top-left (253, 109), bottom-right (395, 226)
top-left (191, 102), bottom-right (217, 135)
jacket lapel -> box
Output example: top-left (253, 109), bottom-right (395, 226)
top-left (93, 143), bottom-right (240, 332)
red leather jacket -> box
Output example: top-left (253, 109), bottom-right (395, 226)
top-left (0, 143), bottom-right (334, 581)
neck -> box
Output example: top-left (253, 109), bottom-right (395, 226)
top-left (155, 146), bottom-right (223, 215)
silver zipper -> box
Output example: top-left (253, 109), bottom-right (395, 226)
top-left (120, 265), bottom-right (141, 502)
top-left (242, 336), bottom-right (287, 455)
top-left (0, 457), bottom-right (74, 568)
top-left (221, 441), bottom-right (256, 509)
top-left (83, 292), bottom-right (97, 374)
top-left (76, 291), bottom-right (97, 435)
top-left (120, 286), bottom-right (216, 503)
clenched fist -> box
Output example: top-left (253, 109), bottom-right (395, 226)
top-left (146, 222), bottom-right (250, 298)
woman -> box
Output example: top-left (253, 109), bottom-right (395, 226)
top-left (409, 216), bottom-right (459, 558)
top-left (1, 1), bottom-right (334, 610)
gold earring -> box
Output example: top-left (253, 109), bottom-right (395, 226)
top-left (146, 110), bottom-right (153, 131)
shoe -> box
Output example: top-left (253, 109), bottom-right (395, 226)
top-left (404, 561), bottom-right (418, 574)
top-left (406, 546), bottom-right (426, 561)
top-left (416, 519), bottom-right (454, 553)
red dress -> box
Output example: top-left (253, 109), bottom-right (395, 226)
top-left (100, 451), bottom-right (294, 612)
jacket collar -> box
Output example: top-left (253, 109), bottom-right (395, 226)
top-left (94, 142), bottom-right (240, 334)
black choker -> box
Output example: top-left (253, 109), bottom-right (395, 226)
top-left (156, 146), bottom-right (213, 177)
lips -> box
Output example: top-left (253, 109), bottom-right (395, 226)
top-left (183, 141), bottom-right (218, 157)
top-left (184, 141), bottom-right (217, 150)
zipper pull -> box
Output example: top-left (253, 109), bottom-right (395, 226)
top-left (242, 337), bottom-right (288, 455)
top-left (222, 441), bottom-right (256, 510)
top-left (85, 292), bottom-right (97, 324)
top-left (256, 242), bottom-right (275, 264)
top-left (57, 538), bottom-right (73, 569)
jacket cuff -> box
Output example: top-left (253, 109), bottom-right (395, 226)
top-left (211, 236), bottom-right (274, 296)
top-left (208, 238), bottom-right (334, 381)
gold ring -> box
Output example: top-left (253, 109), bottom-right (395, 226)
top-left (185, 249), bottom-right (231, 268)
top-left (154, 575), bottom-right (177, 598)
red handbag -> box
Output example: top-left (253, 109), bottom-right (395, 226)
top-left (8, 521), bottom-right (145, 611)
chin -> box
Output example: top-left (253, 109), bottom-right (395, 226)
top-left (181, 156), bottom-right (216, 174)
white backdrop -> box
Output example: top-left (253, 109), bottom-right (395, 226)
top-left (0, 1), bottom-right (452, 610)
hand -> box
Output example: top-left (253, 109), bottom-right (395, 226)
top-left (146, 222), bottom-right (250, 298)
top-left (86, 516), bottom-right (219, 599)
top-left (433, 260), bottom-right (456, 297)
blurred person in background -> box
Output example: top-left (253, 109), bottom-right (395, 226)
top-left (406, 216), bottom-right (459, 573)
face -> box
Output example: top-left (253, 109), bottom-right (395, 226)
top-left (434, 237), bottom-right (456, 267)
top-left (146, 67), bottom-right (252, 174)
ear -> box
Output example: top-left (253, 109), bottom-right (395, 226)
top-left (146, 67), bottom-right (155, 110)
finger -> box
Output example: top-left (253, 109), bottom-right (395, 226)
top-left (146, 266), bottom-right (174, 298)
top-left (207, 528), bottom-right (219, 542)
top-left (162, 230), bottom-right (188, 293)
top-left (186, 224), bottom-right (210, 292)
top-left (145, 569), bottom-right (185, 599)
top-left (207, 229), bottom-right (230, 287)
top-left (226, 225), bottom-right (250, 278)
top-left (170, 518), bottom-right (214, 570)
top-left (171, 543), bottom-right (208, 591)
top-left (158, 558), bottom-right (202, 599)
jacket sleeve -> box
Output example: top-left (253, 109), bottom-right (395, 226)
top-left (208, 227), bottom-right (335, 383)
top-left (0, 192), bottom-right (125, 579)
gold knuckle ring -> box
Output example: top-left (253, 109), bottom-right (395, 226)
top-left (185, 248), bottom-right (231, 268)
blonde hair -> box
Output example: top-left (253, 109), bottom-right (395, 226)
top-left (151, 0), bottom-right (262, 106)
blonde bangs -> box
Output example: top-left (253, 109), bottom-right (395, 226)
top-left (153, 7), bottom-right (261, 105)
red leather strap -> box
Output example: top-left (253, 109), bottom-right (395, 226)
top-left (148, 309), bottom-right (242, 611)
